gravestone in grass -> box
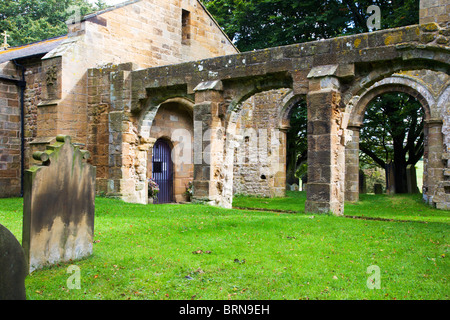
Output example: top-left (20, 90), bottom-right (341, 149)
top-left (374, 183), bottom-right (383, 194)
top-left (23, 135), bottom-right (96, 273)
top-left (0, 224), bottom-right (27, 300)
top-left (406, 164), bottom-right (420, 194)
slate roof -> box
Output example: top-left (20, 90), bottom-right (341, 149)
top-left (0, 35), bottom-right (67, 64)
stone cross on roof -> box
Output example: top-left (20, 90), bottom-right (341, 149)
top-left (1, 31), bottom-right (10, 50)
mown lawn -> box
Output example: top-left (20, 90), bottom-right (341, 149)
top-left (0, 192), bottom-right (448, 300)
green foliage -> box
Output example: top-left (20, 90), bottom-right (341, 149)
top-left (203, 0), bottom-right (419, 52)
top-left (286, 99), bottom-right (308, 183)
top-left (360, 92), bottom-right (424, 193)
top-left (0, 0), bottom-right (107, 47)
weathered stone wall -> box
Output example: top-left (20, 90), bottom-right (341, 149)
top-left (22, 58), bottom-right (45, 170)
top-left (0, 57), bottom-right (53, 198)
top-left (233, 89), bottom-right (290, 197)
top-left (86, 63), bottom-right (133, 197)
top-left (420, 0), bottom-right (450, 27)
top-left (86, 62), bottom-right (196, 204)
top-left (128, 19), bottom-right (449, 214)
top-left (78, 0), bottom-right (238, 69)
top-left (0, 62), bottom-right (21, 197)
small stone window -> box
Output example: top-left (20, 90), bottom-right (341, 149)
top-left (182, 9), bottom-right (191, 45)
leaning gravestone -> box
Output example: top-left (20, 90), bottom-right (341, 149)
top-left (0, 224), bottom-right (27, 300)
top-left (23, 135), bottom-right (96, 273)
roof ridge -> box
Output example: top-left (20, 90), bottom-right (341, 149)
top-left (82, 0), bottom-right (142, 21)
top-left (0, 35), bottom-right (68, 55)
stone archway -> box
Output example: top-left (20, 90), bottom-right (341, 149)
top-left (279, 91), bottom-right (308, 191)
top-left (344, 72), bottom-right (447, 207)
top-left (231, 88), bottom-right (293, 198)
top-left (134, 97), bottom-right (195, 204)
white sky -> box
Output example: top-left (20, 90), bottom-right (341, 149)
top-left (87, 0), bottom-right (126, 6)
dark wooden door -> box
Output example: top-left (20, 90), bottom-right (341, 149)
top-left (152, 139), bottom-right (173, 204)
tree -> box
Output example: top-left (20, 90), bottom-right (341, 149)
top-left (359, 92), bottom-right (424, 193)
top-left (286, 100), bottom-right (308, 185)
top-left (0, 0), bottom-right (107, 47)
top-left (203, 0), bottom-right (419, 52)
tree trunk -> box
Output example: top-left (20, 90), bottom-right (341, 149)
top-left (393, 139), bottom-right (408, 193)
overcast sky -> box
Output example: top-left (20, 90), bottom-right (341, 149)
top-left (88, 0), bottom-right (126, 6)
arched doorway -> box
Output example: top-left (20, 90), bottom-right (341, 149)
top-left (359, 91), bottom-right (425, 195)
top-left (344, 74), bottom-right (445, 206)
top-left (152, 139), bottom-right (174, 204)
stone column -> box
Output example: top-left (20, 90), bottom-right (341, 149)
top-left (345, 126), bottom-right (361, 202)
top-left (424, 119), bottom-right (445, 207)
top-left (272, 128), bottom-right (288, 198)
top-left (192, 81), bottom-right (229, 207)
top-left (305, 69), bottom-right (345, 216)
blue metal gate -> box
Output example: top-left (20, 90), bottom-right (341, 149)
top-left (152, 139), bottom-right (173, 204)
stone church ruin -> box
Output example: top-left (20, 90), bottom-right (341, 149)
top-left (0, 0), bottom-right (449, 216)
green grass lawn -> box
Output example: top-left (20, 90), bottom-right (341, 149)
top-left (0, 192), bottom-right (448, 300)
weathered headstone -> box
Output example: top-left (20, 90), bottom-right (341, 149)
top-left (406, 164), bottom-right (420, 194)
top-left (385, 161), bottom-right (396, 195)
top-left (359, 170), bottom-right (367, 194)
top-left (0, 224), bottom-right (27, 300)
top-left (374, 183), bottom-right (383, 195)
top-left (22, 135), bottom-right (96, 273)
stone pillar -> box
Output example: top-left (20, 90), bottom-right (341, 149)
top-left (305, 69), bottom-right (345, 216)
top-left (420, 0), bottom-right (450, 27)
top-left (192, 81), bottom-right (229, 207)
top-left (272, 128), bottom-right (287, 197)
top-left (424, 119), bottom-right (445, 207)
top-left (345, 126), bottom-right (361, 202)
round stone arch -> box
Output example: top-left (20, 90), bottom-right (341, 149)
top-left (278, 90), bottom-right (307, 131)
top-left (277, 91), bottom-right (309, 192)
top-left (138, 97), bottom-right (195, 140)
top-left (224, 83), bottom-right (299, 199)
top-left (224, 73), bottom-right (293, 125)
top-left (348, 77), bottom-right (435, 127)
top-left (341, 56), bottom-right (450, 109)
top-left (344, 75), bottom-right (442, 205)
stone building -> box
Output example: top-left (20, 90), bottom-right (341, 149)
top-left (0, 0), bottom-right (449, 214)
top-left (0, 0), bottom-right (238, 201)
